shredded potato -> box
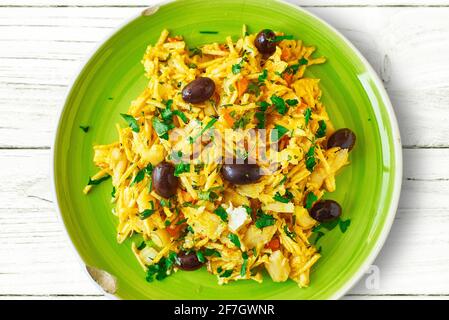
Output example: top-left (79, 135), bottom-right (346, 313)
top-left (84, 27), bottom-right (351, 287)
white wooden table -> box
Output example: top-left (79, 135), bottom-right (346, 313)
top-left (1, 0), bottom-right (449, 300)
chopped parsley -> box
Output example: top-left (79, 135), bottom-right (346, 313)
top-left (339, 218), bottom-right (351, 233)
top-left (213, 206), bottom-right (228, 222)
top-left (316, 120), bottom-right (327, 138)
top-left (255, 210), bottom-right (275, 229)
top-left (79, 125), bottom-right (89, 133)
top-left (240, 252), bottom-right (249, 277)
top-left (304, 108), bottom-right (312, 125)
top-left (271, 124), bottom-right (289, 142)
top-left (198, 190), bottom-right (219, 201)
top-left (232, 63), bottom-right (242, 74)
top-left (305, 192), bottom-right (318, 209)
top-left (203, 248), bottom-right (221, 257)
top-left (299, 57), bottom-right (308, 66)
top-left (273, 34), bottom-right (294, 42)
top-left (246, 82), bottom-right (261, 97)
top-left (152, 117), bottom-right (173, 140)
top-left (219, 269), bottom-right (233, 278)
top-left (174, 162), bottom-right (190, 176)
top-left (271, 95), bottom-right (288, 115)
top-left (120, 113), bottom-right (140, 133)
top-left (145, 255), bottom-right (176, 282)
top-left (189, 47), bottom-right (202, 57)
top-left (131, 168), bottom-right (145, 185)
top-left (233, 112), bottom-right (253, 130)
top-left (305, 146), bottom-right (316, 172)
top-left (196, 251), bottom-right (206, 263)
top-left (283, 225), bottom-right (297, 242)
top-left (87, 175), bottom-right (110, 186)
top-left (139, 202), bottom-right (155, 220)
top-left (273, 190), bottom-right (293, 203)
top-left (286, 99), bottom-right (298, 106)
top-left (228, 233), bottom-right (241, 248)
top-left (255, 111), bottom-right (266, 129)
top-left (258, 69), bottom-right (268, 83)
top-left (199, 30), bottom-right (219, 34)
top-left (111, 186), bottom-right (116, 198)
top-left (188, 63), bottom-right (197, 69)
top-left (136, 241), bottom-right (146, 250)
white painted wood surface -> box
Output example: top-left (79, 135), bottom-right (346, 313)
top-left (1, 0), bottom-right (448, 300)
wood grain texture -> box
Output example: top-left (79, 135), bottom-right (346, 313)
top-left (1, 6), bottom-right (449, 147)
top-left (0, 0), bottom-right (448, 300)
top-left (0, 149), bottom-right (448, 297)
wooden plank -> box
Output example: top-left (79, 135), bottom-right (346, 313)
top-left (0, 7), bottom-right (449, 148)
top-left (0, 149), bottom-right (448, 296)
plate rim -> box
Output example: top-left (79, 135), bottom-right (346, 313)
top-left (50, 0), bottom-right (403, 300)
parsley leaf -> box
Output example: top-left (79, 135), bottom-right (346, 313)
top-left (273, 190), bottom-right (293, 203)
top-left (152, 117), bottom-right (173, 140)
top-left (246, 82), bottom-right (261, 97)
top-left (299, 57), bottom-right (308, 65)
top-left (240, 252), bottom-right (249, 277)
top-left (271, 124), bottom-right (289, 142)
top-left (214, 206), bottom-right (228, 222)
top-left (273, 34), bottom-right (294, 42)
top-left (258, 69), bottom-right (268, 83)
top-left (305, 146), bottom-right (316, 172)
top-left (131, 169), bottom-right (145, 185)
top-left (255, 111), bottom-right (266, 129)
top-left (232, 63), bottom-right (242, 74)
top-left (120, 113), bottom-right (140, 133)
top-left (316, 120), bottom-right (327, 138)
top-left (228, 233), bottom-right (241, 248)
top-left (305, 192), bottom-right (318, 209)
top-left (271, 95), bottom-right (288, 115)
top-left (198, 190), bottom-right (218, 201)
top-left (284, 225), bottom-right (297, 242)
top-left (174, 162), bottom-right (190, 176)
top-left (87, 175), bottom-right (110, 186)
top-left (255, 211), bottom-right (275, 229)
top-left (203, 248), bottom-right (221, 257)
top-left (219, 269), bottom-right (233, 277)
top-left (304, 108), bottom-right (312, 125)
top-left (286, 99), bottom-right (298, 106)
top-left (196, 251), bottom-right (206, 263)
top-left (139, 203), bottom-right (155, 220)
top-left (339, 218), bottom-right (351, 233)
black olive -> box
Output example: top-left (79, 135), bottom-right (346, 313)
top-left (309, 200), bottom-right (342, 223)
top-left (182, 77), bottom-right (215, 104)
top-left (152, 162), bottom-right (179, 198)
top-left (254, 29), bottom-right (277, 55)
top-left (221, 163), bottom-right (261, 185)
top-left (177, 251), bottom-right (204, 271)
top-left (327, 128), bottom-right (356, 151)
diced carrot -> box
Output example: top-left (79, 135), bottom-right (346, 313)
top-left (283, 73), bottom-right (294, 86)
top-left (236, 77), bottom-right (249, 98)
top-left (281, 47), bottom-right (290, 61)
top-left (265, 237), bottom-right (281, 251)
top-left (219, 44), bottom-right (227, 51)
top-left (182, 190), bottom-right (194, 202)
top-left (167, 36), bottom-right (182, 42)
top-left (223, 109), bottom-right (235, 128)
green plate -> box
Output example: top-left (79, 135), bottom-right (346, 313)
top-left (52, 0), bottom-right (402, 299)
